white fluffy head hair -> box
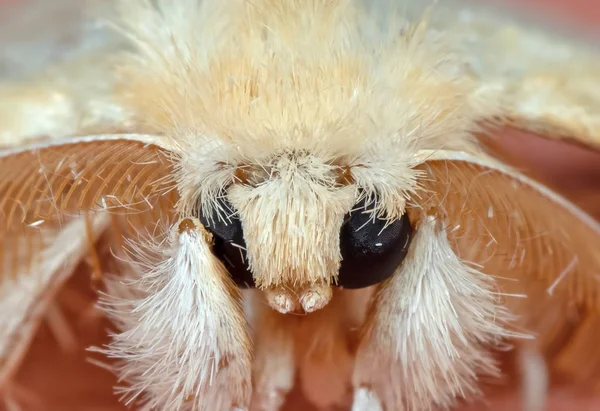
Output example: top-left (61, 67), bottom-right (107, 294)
top-left (112, 0), bottom-right (497, 307)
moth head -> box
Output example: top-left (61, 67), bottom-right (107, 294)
top-left (114, 0), bottom-right (489, 313)
top-left (172, 138), bottom-right (417, 314)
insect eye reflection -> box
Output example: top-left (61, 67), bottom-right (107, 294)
top-left (198, 196), bottom-right (256, 288)
top-left (338, 195), bottom-right (413, 289)
top-left (199, 189), bottom-right (413, 290)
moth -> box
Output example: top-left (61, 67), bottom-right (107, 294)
top-left (1, 0), bottom-right (599, 410)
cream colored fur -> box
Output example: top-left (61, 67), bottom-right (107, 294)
top-left (112, 0), bottom-right (496, 294)
top-left (352, 216), bottom-right (520, 410)
top-left (98, 218), bottom-right (251, 411)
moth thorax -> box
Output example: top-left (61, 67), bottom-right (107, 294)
top-left (199, 156), bottom-right (414, 314)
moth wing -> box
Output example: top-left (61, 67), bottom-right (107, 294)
top-left (0, 0), bottom-right (116, 80)
top-left (410, 149), bottom-right (600, 386)
top-left (0, 136), bottom-right (177, 384)
top-left (396, 0), bottom-right (600, 150)
top-left (0, 0), bottom-right (131, 146)
top-left (0, 1), bottom-right (185, 397)
top-left (0, 136), bottom-right (176, 255)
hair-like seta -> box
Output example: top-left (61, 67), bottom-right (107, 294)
top-left (353, 215), bottom-right (520, 410)
top-left (99, 218), bottom-right (252, 410)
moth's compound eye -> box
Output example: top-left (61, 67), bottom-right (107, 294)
top-left (337, 197), bottom-right (413, 289)
top-left (198, 197), bottom-right (255, 288)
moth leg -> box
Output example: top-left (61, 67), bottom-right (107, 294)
top-left (1, 381), bottom-right (43, 411)
top-left (519, 347), bottom-right (548, 411)
top-left (0, 215), bottom-right (108, 389)
top-left (99, 217), bottom-right (252, 411)
top-left (1, 393), bottom-right (20, 411)
top-left (44, 302), bottom-right (78, 354)
top-left (58, 286), bottom-right (104, 327)
top-left (351, 388), bottom-right (383, 411)
top-left (351, 216), bottom-right (519, 411)
top-left (249, 294), bottom-right (296, 411)
top-left (297, 290), bottom-right (367, 410)
top-left (1, 387), bottom-right (23, 411)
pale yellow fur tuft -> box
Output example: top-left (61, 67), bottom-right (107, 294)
top-left (97, 218), bottom-right (252, 411)
top-left (352, 215), bottom-right (522, 410)
top-left (109, 0), bottom-right (498, 291)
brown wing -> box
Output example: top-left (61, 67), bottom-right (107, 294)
top-left (410, 150), bottom-right (600, 387)
top-left (429, 0), bottom-right (600, 150)
top-left (0, 137), bottom-right (177, 385)
top-left (0, 137), bottom-right (177, 277)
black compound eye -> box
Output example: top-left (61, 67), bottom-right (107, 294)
top-left (337, 196), bottom-right (413, 289)
top-left (198, 197), bottom-right (255, 288)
